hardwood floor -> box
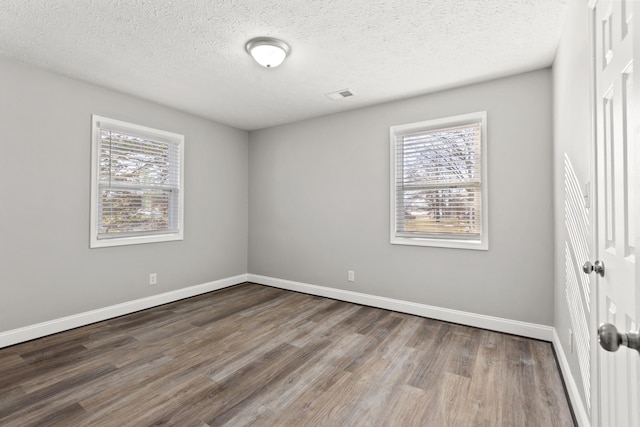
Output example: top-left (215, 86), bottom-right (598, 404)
top-left (0, 283), bottom-right (575, 426)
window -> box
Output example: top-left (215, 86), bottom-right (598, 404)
top-left (390, 111), bottom-right (488, 250)
top-left (90, 115), bottom-right (184, 248)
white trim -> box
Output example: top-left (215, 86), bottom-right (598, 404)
top-left (89, 114), bottom-right (185, 249)
top-left (248, 274), bottom-right (553, 341)
top-left (1, 272), bottom-right (553, 349)
top-left (587, 2), bottom-right (601, 425)
top-left (389, 111), bottom-right (489, 251)
top-left (390, 235), bottom-right (487, 250)
top-left (553, 329), bottom-right (591, 427)
top-left (0, 274), bottom-right (247, 349)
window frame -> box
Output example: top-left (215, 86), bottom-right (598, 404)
top-left (90, 115), bottom-right (184, 248)
top-left (389, 111), bottom-right (488, 250)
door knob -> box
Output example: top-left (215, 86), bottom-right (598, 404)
top-left (583, 260), bottom-right (605, 277)
top-left (598, 323), bottom-right (640, 354)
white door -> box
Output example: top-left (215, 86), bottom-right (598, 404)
top-left (592, 1), bottom-right (640, 426)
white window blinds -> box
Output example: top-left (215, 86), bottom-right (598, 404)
top-left (90, 116), bottom-right (184, 248)
top-left (390, 112), bottom-right (488, 250)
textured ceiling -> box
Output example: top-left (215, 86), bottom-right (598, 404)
top-left (0, 0), bottom-right (568, 130)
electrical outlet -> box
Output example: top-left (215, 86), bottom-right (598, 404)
top-left (569, 329), bottom-right (573, 353)
top-left (348, 270), bottom-right (355, 282)
top-left (149, 273), bottom-right (157, 285)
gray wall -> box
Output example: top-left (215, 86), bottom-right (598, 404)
top-left (0, 58), bottom-right (555, 334)
top-left (248, 69), bottom-right (554, 325)
top-left (0, 59), bottom-right (248, 332)
top-left (553, 0), bottom-right (592, 415)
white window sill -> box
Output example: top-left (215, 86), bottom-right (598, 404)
top-left (90, 233), bottom-right (183, 248)
top-left (390, 235), bottom-right (488, 251)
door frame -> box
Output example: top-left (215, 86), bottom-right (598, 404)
top-left (587, 1), bottom-right (600, 425)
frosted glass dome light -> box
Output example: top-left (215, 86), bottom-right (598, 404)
top-left (246, 37), bottom-right (290, 68)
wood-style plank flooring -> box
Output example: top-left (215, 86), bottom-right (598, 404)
top-left (0, 283), bottom-right (575, 426)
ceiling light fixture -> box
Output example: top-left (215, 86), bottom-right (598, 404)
top-left (245, 37), bottom-right (290, 68)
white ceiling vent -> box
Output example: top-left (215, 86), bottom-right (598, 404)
top-left (326, 89), bottom-right (356, 100)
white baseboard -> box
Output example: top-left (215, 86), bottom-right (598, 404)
top-left (0, 274), bottom-right (248, 349)
top-left (0, 273), bottom-right (555, 347)
top-left (248, 274), bottom-right (554, 341)
top-left (552, 329), bottom-right (591, 427)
